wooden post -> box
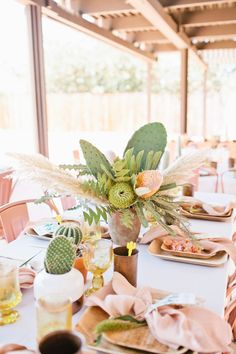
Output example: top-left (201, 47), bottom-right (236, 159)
top-left (180, 49), bottom-right (188, 134)
top-left (147, 62), bottom-right (152, 122)
top-left (202, 67), bottom-right (207, 138)
top-left (27, 4), bottom-right (49, 156)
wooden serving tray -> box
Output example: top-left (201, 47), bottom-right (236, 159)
top-left (149, 239), bottom-right (228, 267)
top-left (160, 243), bottom-right (216, 260)
top-left (180, 208), bottom-right (233, 222)
top-left (76, 306), bottom-right (189, 354)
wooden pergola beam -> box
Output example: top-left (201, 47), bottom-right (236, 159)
top-left (111, 14), bottom-right (154, 32)
top-left (79, 0), bottom-right (135, 16)
top-left (181, 7), bottom-right (236, 27)
top-left (163, 0), bottom-right (236, 10)
top-left (134, 30), bottom-right (166, 43)
top-left (127, 0), bottom-right (207, 68)
top-left (153, 43), bottom-right (177, 52)
top-left (187, 24), bottom-right (236, 41)
top-left (42, 1), bottom-right (155, 62)
top-left (197, 39), bottom-right (236, 50)
top-left (180, 49), bottom-right (188, 134)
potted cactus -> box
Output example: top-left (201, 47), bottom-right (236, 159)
top-left (54, 222), bottom-right (87, 281)
top-left (34, 236), bottom-right (84, 303)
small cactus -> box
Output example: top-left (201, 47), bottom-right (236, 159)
top-left (45, 236), bottom-right (76, 274)
top-left (54, 222), bottom-right (83, 245)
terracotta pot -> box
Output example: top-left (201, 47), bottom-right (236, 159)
top-left (73, 256), bottom-right (87, 283)
top-left (108, 210), bottom-right (141, 246)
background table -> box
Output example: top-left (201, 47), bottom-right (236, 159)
top-left (0, 192), bottom-right (235, 350)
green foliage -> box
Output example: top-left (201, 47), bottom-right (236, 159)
top-left (134, 202), bottom-right (148, 228)
top-left (118, 209), bottom-right (135, 229)
top-left (54, 223), bottom-right (83, 245)
top-left (83, 205), bottom-right (113, 225)
top-left (95, 319), bottom-right (146, 335)
top-left (124, 123), bottom-right (167, 169)
top-left (45, 236), bottom-right (76, 274)
top-left (80, 139), bottom-right (114, 178)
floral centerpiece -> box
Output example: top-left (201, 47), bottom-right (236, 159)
top-left (9, 122), bottom-right (206, 245)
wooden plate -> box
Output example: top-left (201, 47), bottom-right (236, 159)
top-left (76, 306), bottom-right (188, 354)
top-left (160, 243), bottom-right (216, 259)
top-left (180, 208), bottom-right (233, 222)
top-left (149, 239), bottom-right (228, 267)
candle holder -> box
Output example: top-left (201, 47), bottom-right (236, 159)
top-left (113, 246), bottom-right (139, 287)
top-left (38, 330), bottom-right (82, 354)
top-left (182, 183), bottom-right (194, 197)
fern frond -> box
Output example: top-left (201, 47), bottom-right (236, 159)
top-left (118, 209), bottom-right (135, 229)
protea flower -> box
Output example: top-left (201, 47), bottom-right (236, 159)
top-left (135, 170), bottom-right (163, 199)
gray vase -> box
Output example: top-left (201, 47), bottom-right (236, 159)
top-left (108, 210), bottom-right (141, 246)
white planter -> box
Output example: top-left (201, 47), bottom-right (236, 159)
top-left (34, 268), bottom-right (84, 302)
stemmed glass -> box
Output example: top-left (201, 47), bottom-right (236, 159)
top-left (82, 239), bottom-right (113, 296)
top-left (0, 260), bottom-right (22, 325)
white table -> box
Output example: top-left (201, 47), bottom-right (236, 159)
top-left (0, 192), bottom-right (235, 350)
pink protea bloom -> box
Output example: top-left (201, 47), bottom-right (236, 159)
top-left (135, 170), bottom-right (163, 199)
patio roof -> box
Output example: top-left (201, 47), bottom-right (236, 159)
top-left (28, 0), bottom-right (236, 68)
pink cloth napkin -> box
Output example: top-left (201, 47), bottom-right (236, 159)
top-left (86, 272), bottom-right (152, 319)
top-left (141, 224), bottom-right (236, 264)
top-left (178, 196), bottom-right (236, 216)
top-left (19, 267), bottom-right (36, 289)
top-left (86, 272), bottom-right (232, 352)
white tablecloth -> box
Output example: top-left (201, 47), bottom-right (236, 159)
top-left (0, 192), bottom-right (235, 350)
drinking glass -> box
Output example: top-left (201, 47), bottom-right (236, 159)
top-left (36, 295), bottom-right (72, 342)
top-left (0, 260), bottom-right (22, 325)
top-left (82, 239), bottom-right (113, 296)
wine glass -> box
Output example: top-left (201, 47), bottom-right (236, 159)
top-left (0, 260), bottom-right (22, 325)
top-left (82, 239), bottom-right (113, 296)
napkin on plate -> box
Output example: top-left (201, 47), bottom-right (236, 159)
top-left (141, 224), bottom-right (236, 264)
top-left (178, 196), bottom-right (235, 216)
top-left (85, 272), bottom-right (232, 352)
top-left (19, 267), bottom-right (36, 289)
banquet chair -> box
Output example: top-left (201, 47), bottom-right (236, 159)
top-left (61, 195), bottom-right (77, 211)
top-left (221, 169), bottom-right (236, 194)
top-left (0, 199), bottom-right (59, 243)
top-left (0, 169), bottom-right (13, 206)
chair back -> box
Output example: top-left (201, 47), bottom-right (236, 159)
top-left (61, 196), bottom-right (77, 211)
top-left (0, 199), bottom-right (56, 243)
top-left (0, 170), bottom-right (13, 206)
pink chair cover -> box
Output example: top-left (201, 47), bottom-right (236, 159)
top-left (0, 199), bottom-right (56, 243)
top-left (0, 170), bottom-right (13, 206)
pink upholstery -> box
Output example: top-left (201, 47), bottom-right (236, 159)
top-left (188, 169), bottom-right (199, 191)
top-left (73, 149), bottom-right (80, 163)
top-left (61, 196), bottom-right (76, 211)
top-left (0, 199), bottom-right (56, 243)
top-left (0, 170), bottom-right (13, 206)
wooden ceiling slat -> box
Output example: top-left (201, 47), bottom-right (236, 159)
top-left (111, 14), bottom-right (154, 31)
top-left (187, 24), bottom-right (236, 41)
top-left (79, 0), bottom-right (136, 16)
top-left (181, 7), bottom-right (236, 27)
top-left (163, 0), bottom-right (236, 10)
top-left (197, 39), bottom-right (236, 49)
top-left (134, 30), bottom-right (166, 42)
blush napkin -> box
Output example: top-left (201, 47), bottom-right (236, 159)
top-left (85, 272), bottom-right (232, 352)
top-left (19, 267), bottom-right (36, 289)
top-left (140, 224), bottom-right (236, 264)
top-left (178, 196), bottom-right (235, 216)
